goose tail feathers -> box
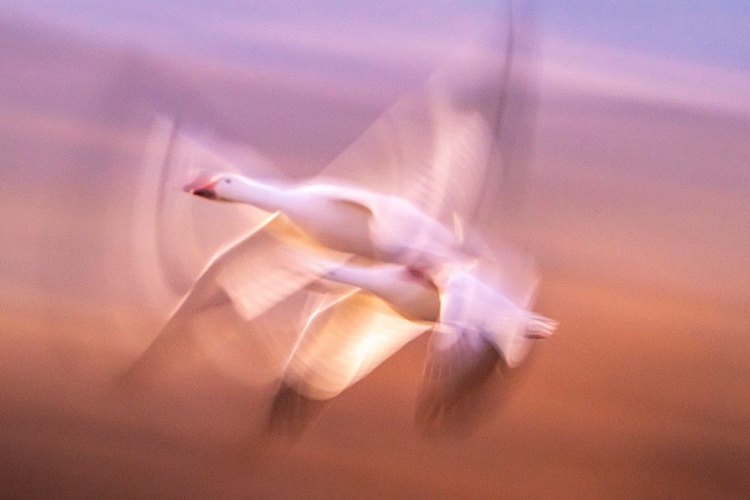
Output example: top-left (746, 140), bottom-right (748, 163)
top-left (524, 313), bottom-right (558, 339)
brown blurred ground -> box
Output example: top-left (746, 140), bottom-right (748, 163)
top-left (1, 14), bottom-right (749, 500)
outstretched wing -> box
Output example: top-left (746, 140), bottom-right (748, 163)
top-left (416, 324), bottom-right (500, 432)
top-left (119, 212), bottom-right (352, 387)
top-left (317, 60), bottom-right (495, 237)
top-left (317, 6), bottom-right (536, 240)
top-left (280, 291), bottom-right (431, 400)
top-left (204, 213), bottom-right (352, 322)
top-left (131, 117), bottom-right (278, 315)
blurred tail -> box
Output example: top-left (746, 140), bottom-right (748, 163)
top-left (525, 313), bottom-right (558, 339)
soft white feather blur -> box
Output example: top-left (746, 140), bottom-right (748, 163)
top-left (123, 96), bottom-right (555, 403)
top-left (174, 168), bottom-right (556, 401)
top-left (122, 10), bottom-right (555, 418)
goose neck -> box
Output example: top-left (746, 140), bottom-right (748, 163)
top-left (236, 178), bottom-right (289, 212)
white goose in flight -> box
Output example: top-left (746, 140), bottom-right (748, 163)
top-left (122, 100), bottom-right (555, 400)
top-left (187, 171), bottom-right (557, 356)
top-left (177, 172), bottom-right (556, 402)
top-left (122, 11), bottom-right (552, 426)
top-left (284, 258), bottom-right (555, 434)
top-left (120, 99), bottom-right (495, 390)
top-left (121, 165), bottom-right (556, 404)
top-left (186, 172), bottom-right (470, 270)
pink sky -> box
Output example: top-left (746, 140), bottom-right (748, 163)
top-left (1, 5), bottom-right (749, 498)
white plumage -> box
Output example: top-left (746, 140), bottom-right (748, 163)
top-left (122, 19), bottom-right (556, 430)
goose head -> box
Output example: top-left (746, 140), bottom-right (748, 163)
top-left (185, 173), bottom-right (247, 202)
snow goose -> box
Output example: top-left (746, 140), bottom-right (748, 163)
top-left (120, 107), bottom-right (476, 389)
top-left (269, 253), bottom-right (555, 432)
top-left (186, 172), bottom-right (470, 269)
top-left (121, 9), bottom-right (551, 430)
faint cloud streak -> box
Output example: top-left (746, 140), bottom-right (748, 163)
top-left (540, 35), bottom-right (750, 114)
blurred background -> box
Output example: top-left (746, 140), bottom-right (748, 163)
top-left (1, 1), bottom-right (749, 498)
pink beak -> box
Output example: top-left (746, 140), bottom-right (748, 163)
top-left (184, 176), bottom-right (218, 199)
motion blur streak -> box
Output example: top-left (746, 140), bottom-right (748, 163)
top-left (1, 2), bottom-right (749, 499)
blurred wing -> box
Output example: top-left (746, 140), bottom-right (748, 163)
top-left (321, 14), bottom-right (509, 230)
top-left (282, 291), bottom-right (430, 400)
top-left (131, 117), bottom-right (276, 314)
top-left (192, 212), bottom-right (352, 323)
top-left (488, 2), bottom-right (539, 221)
top-left (194, 288), bottom-right (328, 389)
top-left (416, 325), bottom-right (500, 427)
top-left (120, 212), bottom-right (352, 385)
top-left (317, 75), bottom-right (494, 237)
top-left (468, 236), bottom-right (541, 308)
top-left (410, 91), bottom-right (493, 229)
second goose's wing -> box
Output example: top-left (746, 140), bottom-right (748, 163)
top-left (280, 290), bottom-right (431, 401)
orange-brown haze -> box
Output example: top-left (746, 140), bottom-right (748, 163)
top-left (1, 10), bottom-right (749, 500)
